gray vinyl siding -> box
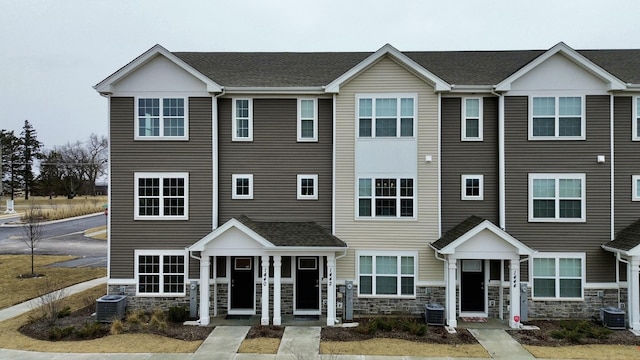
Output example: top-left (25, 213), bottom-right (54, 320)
top-left (218, 98), bottom-right (332, 229)
top-left (109, 97), bottom-right (213, 279)
top-left (441, 97), bottom-right (499, 232)
top-left (504, 95), bottom-right (613, 282)
top-left (613, 96), bottom-right (640, 233)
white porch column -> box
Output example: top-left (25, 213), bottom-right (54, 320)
top-left (199, 256), bottom-right (210, 326)
top-left (446, 260), bottom-right (457, 328)
top-left (273, 255), bottom-right (282, 326)
top-left (326, 255), bottom-right (336, 326)
top-left (509, 259), bottom-right (521, 328)
top-left (261, 255), bottom-right (270, 325)
top-left (628, 258), bottom-right (640, 331)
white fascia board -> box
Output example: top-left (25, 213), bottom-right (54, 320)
top-left (601, 244), bottom-right (631, 257)
top-left (265, 246), bottom-right (348, 253)
top-left (448, 85), bottom-right (495, 93)
top-left (94, 44), bottom-right (222, 94)
top-left (495, 42), bottom-right (626, 92)
top-left (324, 43), bottom-right (450, 93)
top-left (223, 87), bottom-right (326, 95)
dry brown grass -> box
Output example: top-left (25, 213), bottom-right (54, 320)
top-left (524, 344), bottom-right (640, 359)
top-left (238, 338), bottom-right (281, 354)
top-left (321, 338), bottom-right (489, 357)
top-left (84, 225), bottom-right (107, 240)
top-left (10, 196), bottom-right (107, 207)
top-left (0, 285), bottom-right (202, 353)
top-left (0, 255), bottom-right (106, 309)
top-left (7, 196), bottom-right (107, 221)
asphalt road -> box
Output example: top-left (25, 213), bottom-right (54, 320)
top-left (0, 213), bottom-right (107, 267)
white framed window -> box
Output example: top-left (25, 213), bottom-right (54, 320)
top-left (134, 172), bottom-right (188, 220)
top-left (529, 173), bottom-right (585, 222)
top-left (358, 178), bottom-right (415, 218)
top-left (297, 98), bottom-right (318, 142)
top-left (462, 98), bottom-right (483, 141)
top-left (633, 97), bottom-right (640, 141)
top-left (232, 98), bottom-right (253, 141)
top-left (136, 97), bottom-right (188, 140)
top-left (461, 175), bottom-right (484, 200)
top-left (633, 175), bottom-right (640, 201)
top-left (357, 251), bottom-right (417, 297)
top-left (232, 174), bottom-right (253, 199)
top-left (529, 96), bottom-right (585, 140)
top-left (357, 95), bottom-right (415, 138)
top-left (135, 250), bottom-right (187, 296)
top-left (531, 253), bottom-right (584, 300)
top-left (297, 174), bottom-right (318, 200)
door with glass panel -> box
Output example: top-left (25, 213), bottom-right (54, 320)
top-left (230, 257), bottom-right (255, 313)
top-left (295, 257), bottom-right (320, 313)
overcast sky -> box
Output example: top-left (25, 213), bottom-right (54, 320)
top-left (1, 0), bottom-right (639, 149)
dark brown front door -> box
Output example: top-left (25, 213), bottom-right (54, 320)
top-left (461, 260), bottom-right (485, 312)
top-left (295, 257), bottom-right (320, 311)
top-left (230, 257), bottom-right (254, 310)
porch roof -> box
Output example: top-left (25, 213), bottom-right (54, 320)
top-left (430, 216), bottom-right (535, 257)
top-left (187, 215), bottom-right (347, 252)
top-left (602, 218), bottom-right (640, 256)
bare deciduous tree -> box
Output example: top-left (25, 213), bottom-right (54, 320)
top-left (21, 202), bottom-right (45, 277)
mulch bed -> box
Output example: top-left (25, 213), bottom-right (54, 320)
top-left (19, 305), bottom-right (212, 342)
top-left (245, 325), bottom-right (285, 339)
top-left (510, 319), bottom-right (640, 346)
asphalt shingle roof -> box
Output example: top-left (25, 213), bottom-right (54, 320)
top-left (235, 215), bottom-right (347, 248)
top-left (430, 215), bottom-right (487, 251)
top-left (172, 48), bottom-right (640, 87)
top-left (604, 218), bottom-right (640, 252)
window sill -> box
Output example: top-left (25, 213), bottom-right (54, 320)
top-left (232, 138), bottom-right (253, 142)
top-left (532, 297), bottom-right (584, 302)
top-left (527, 137), bottom-right (586, 141)
top-left (461, 138), bottom-right (483, 142)
top-left (135, 293), bottom-right (186, 297)
top-left (356, 217), bottom-right (417, 221)
top-left (134, 216), bottom-right (189, 221)
top-left (357, 294), bottom-right (416, 299)
top-left (528, 218), bottom-right (585, 223)
top-left (134, 136), bottom-right (189, 141)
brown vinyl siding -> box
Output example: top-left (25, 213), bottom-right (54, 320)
top-left (109, 97), bottom-right (213, 279)
top-left (613, 96), bottom-right (640, 233)
top-left (217, 98), bottom-right (332, 229)
top-left (441, 97), bottom-right (499, 232)
top-left (504, 95), bottom-right (613, 282)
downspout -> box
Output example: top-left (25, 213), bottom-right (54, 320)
top-left (617, 253), bottom-right (628, 311)
top-left (610, 94), bottom-right (615, 241)
top-left (437, 92), bottom-right (442, 237)
top-left (332, 93), bottom-right (336, 235)
top-left (491, 89), bottom-right (506, 230)
top-left (212, 89), bottom-right (226, 230)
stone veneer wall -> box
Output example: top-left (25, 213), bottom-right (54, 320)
top-left (526, 288), bottom-right (625, 319)
top-left (336, 285), bottom-right (446, 317)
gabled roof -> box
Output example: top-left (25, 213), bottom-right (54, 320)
top-left (495, 42), bottom-right (626, 91)
top-left (96, 43), bottom-right (640, 94)
top-left (431, 216), bottom-right (535, 256)
top-left (324, 44), bottom-right (450, 92)
top-left (188, 215), bottom-right (346, 252)
top-left (602, 218), bottom-right (640, 256)
top-left (94, 44), bottom-right (222, 94)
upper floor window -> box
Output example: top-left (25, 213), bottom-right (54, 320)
top-left (358, 178), bottom-right (414, 218)
top-left (634, 97), bottom-right (640, 141)
top-left (232, 99), bottom-right (253, 141)
top-left (232, 174), bottom-right (253, 200)
top-left (357, 95), bottom-right (415, 138)
top-left (529, 96), bottom-right (584, 140)
top-left (298, 99), bottom-right (318, 142)
top-left (136, 250), bottom-right (186, 296)
top-left (357, 252), bottom-right (416, 297)
top-left (633, 175), bottom-right (640, 201)
top-left (462, 98), bottom-right (483, 141)
top-left (532, 253), bottom-right (584, 300)
top-left (461, 174), bottom-right (483, 200)
top-left (297, 174), bottom-right (318, 200)
top-left (136, 98), bottom-right (187, 140)
top-left (529, 173), bottom-right (585, 222)
top-left (135, 172), bottom-right (188, 220)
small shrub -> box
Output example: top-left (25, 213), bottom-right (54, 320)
top-left (48, 326), bottom-right (74, 340)
top-left (75, 321), bottom-right (106, 339)
top-left (126, 309), bottom-right (146, 325)
top-left (110, 319), bottom-right (124, 335)
top-left (57, 306), bottom-right (72, 318)
top-left (168, 305), bottom-right (190, 323)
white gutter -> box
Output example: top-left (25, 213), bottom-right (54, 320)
top-left (222, 87), bottom-right (326, 95)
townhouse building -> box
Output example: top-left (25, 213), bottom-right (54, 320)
top-left (95, 42), bottom-right (640, 332)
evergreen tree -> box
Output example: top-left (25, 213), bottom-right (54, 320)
top-left (20, 120), bottom-right (42, 200)
top-left (0, 130), bottom-right (22, 199)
